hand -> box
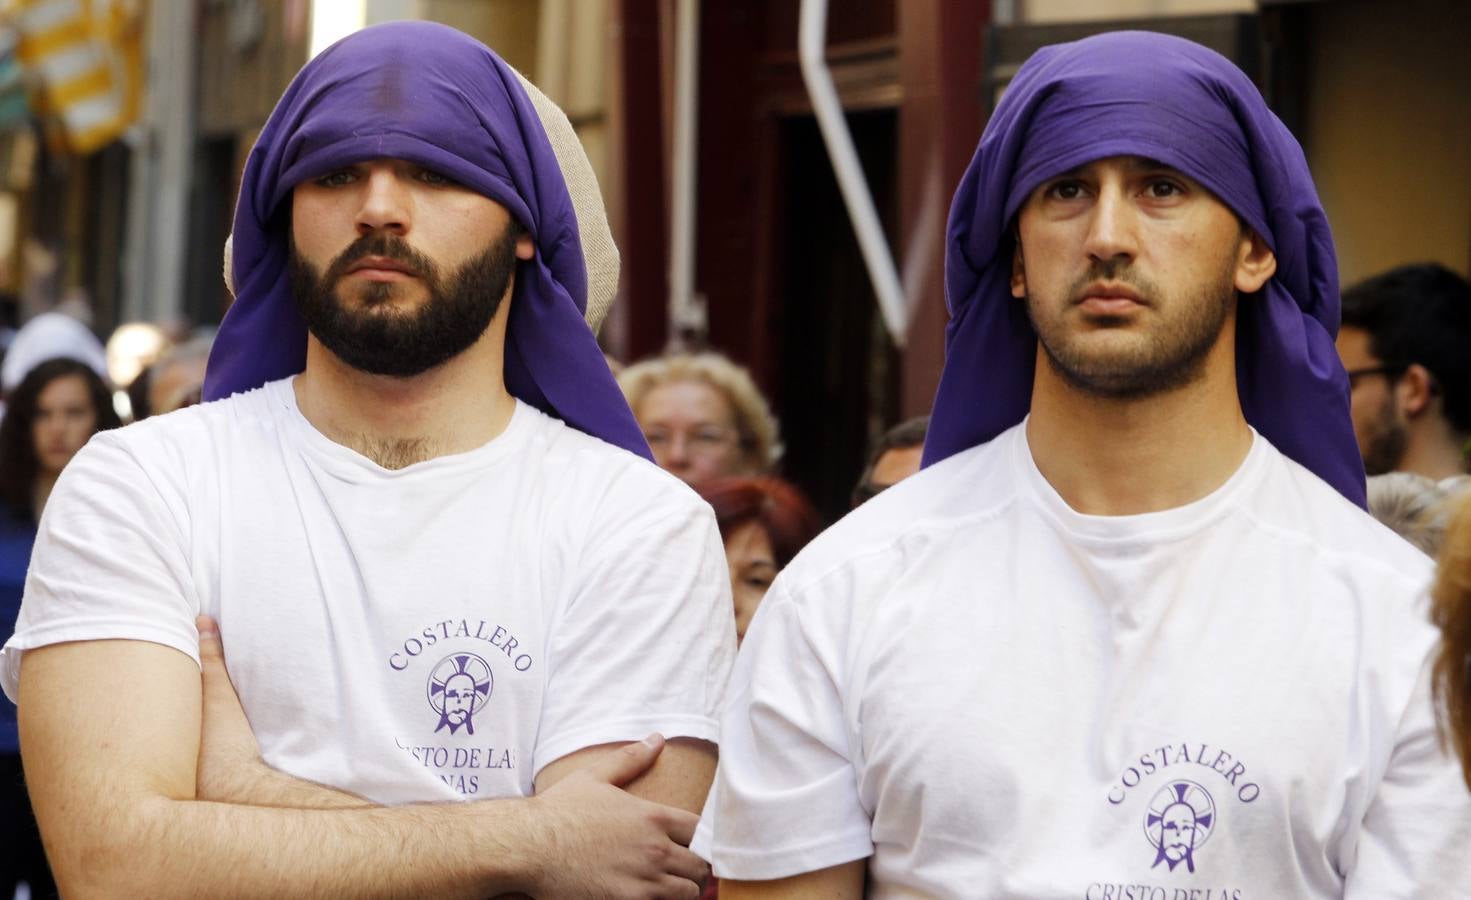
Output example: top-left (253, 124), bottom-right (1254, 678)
top-left (195, 615), bottom-right (268, 802)
top-left (527, 735), bottom-right (709, 899)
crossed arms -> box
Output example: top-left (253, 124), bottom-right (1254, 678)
top-left (19, 624), bottom-right (714, 899)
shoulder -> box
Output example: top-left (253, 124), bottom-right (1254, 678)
top-left (93, 381), bottom-right (284, 462)
top-left (1233, 438), bottom-right (1436, 663)
top-left (776, 428), bottom-right (1022, 600)
top-left (58, 385), bottom-right (285, 514)
top-left (1246, 438), bottom-right (1432, 587)
top-left (518, 405), bottom-right (714, 526)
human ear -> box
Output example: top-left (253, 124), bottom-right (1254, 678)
top-left (515, 231), bottom-right (535, 261)
top-left (1010, 239), bottom-right (1027, 299)
top-left (1233, 229), bottom-right (1277, 294)
top-left (1396, 363), bottom-right (1435, 417)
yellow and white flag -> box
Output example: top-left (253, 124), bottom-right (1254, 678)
top-left (7, 0), bottom-right (142, 154)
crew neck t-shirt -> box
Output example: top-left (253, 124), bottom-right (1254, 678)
top-left (693, 421), bottom-right (1470, 898)
top-left (2, 377), bottom-right (735, 803)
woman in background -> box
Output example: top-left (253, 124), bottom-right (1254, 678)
top-left (698, 477), bottom-right (822, 645)
top-left (0, 357), bottom-right (120, 898)
top-left (619, 353), bottom-right (782, 487)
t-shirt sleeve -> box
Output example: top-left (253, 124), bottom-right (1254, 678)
top-left (532, 473), bottom-right (736, 774)
top-left (1343, 654), bottom-right (1471, 898)
top-left (692, 581), bottom-right (874, 880)
top-left (0, 433), bottom-right (200, 702)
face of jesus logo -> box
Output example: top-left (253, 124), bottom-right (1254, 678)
top-left (427, 653), bottom-right (494, 735)
top-left (443, 673), bottom-right (478, 727)
top-left (1145, 781), bottom-right (1215, 873)
top-left (1159, 803), bottom-right (1199, 866)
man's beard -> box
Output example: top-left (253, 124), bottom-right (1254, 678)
top-left (1361, 392), bottom-right (1408, 475)
top-left (1026, 258), bottom-right (1236, 400)
top-left (288, 226), bottom-right (519, 378)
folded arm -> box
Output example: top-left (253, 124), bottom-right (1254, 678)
top-left (193, 614), bottom-right (717, 817)
top-left (192, 618), bottom-right (370, 810)
top-left (20, 638), bottom-right (705, 899)
top-left (535, 736), bottom-right (716, 812)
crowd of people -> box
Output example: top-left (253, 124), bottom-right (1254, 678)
top-left (0, 19), bottom-right (1468, 900)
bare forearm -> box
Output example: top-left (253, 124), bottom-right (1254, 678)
top-left (538, 737), bottom-right (716, 813)
top-left (26, 642), bottom-right (707, 900)
top-left (55, 793), bottom-right (542, 900)
top-left (620, 737), bottom-right (717, 813)
top-left (205, 759), bottom-right (374, 810)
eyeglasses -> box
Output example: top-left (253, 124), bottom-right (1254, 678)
top-left (644, 426), bottom-right (741, 456)
top-left (1344, 364), bottom-right (1407, 389)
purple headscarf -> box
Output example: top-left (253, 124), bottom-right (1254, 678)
top-left (924, 31), bottom-right (1365, 507)
top-left (203, 21), bottom-right (650, 460)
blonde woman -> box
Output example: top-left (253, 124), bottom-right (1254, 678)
top-left (619, 352), bottom-right (781, 486)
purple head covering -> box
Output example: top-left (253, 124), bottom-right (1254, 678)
top-left (203, 21), bottom-right (650, 460)
top-left (924, 31), bottom-right (1365, 507)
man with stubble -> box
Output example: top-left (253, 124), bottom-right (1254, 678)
top-left (695, 32), bottom-right (1471, 899)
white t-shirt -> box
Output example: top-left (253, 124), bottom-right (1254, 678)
top-left (694, 422), bottom-right (1471, 898)
top-left (1, 378), bottom-right (735, 804)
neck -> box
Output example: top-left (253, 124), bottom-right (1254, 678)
top-left (1399, 414), bottom-right (1471, 481)
top-left (1025, 335), bottom-right (1252, 516)
top-left (293, 314), bottom-right (516, 469)
top-left (32, 472), bottom-right (57, 521)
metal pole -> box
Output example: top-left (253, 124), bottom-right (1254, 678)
top-left (668, 0), bottom-right (704, 346)
top-left (798, 0), bottom-right (908, 345)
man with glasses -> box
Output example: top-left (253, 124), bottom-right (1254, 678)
top-left (1337, 263), bottom-right (1471, 482)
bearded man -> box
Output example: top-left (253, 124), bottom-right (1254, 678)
top-left (1336, 263), bottom-right (1471, 482)
top-left (693, 32), bottom-right (1471, 898)
top-left (2, 22), bottom-right (731, 899)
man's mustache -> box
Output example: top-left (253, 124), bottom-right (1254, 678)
top-left (1066, 262), bottom-right (1155, 306)
top-left (324, 234), bottom-right (437, 283)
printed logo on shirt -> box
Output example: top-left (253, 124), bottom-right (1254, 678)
top-left (1143, 781), bottom-right (1214, 873)
top-left (385, 618), bottom-right (536, 796)
top-left (1106, 742), bottom-right (1261, 810)
top-left (387, 617), bottom-right (535, 673)
top-left (427, 652), bottom-right (493, 735)
top-left (1083, 742), bottom-right (1258, 897)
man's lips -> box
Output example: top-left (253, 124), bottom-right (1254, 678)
top-left (1076, 282), bottom-right (1144, 314)
top-left (345, 256), bottom-right (418, 279)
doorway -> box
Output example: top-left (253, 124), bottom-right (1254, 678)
top-left (771, 108), bottom-right (901, 522)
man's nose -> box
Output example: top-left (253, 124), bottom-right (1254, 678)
top-left (356, 168), bottom-right (411, 236)
top-left (1083, 185), bottom-right (1137, 265)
